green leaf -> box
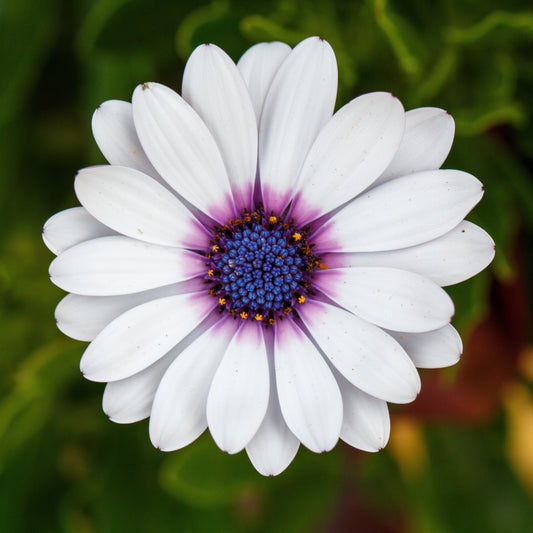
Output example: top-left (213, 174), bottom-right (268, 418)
top-left (160, 432), bottom-right (342, 531)
top-left (371, 0), bottom-right (423, 79)
top-left (0, 340), bottom-right (80, 472)
top-left (160, 434), bottom-right (267, 508)
top-left (0, 0), bottom-right (58, 126)
top-left (75, 0), bottom-right (134, 57)
top-left (447, 10), bottom-right (533, 45)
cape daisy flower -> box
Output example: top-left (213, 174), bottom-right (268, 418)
top-left (43, 37), bottom-right (494, 476)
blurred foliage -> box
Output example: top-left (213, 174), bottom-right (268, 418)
top-left (1, 0), bottom-right (533, 531)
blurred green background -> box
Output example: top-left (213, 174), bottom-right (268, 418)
top-left (1, 0), bottom-right (533, 531)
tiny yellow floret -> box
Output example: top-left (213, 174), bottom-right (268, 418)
top-left (212, 244), bottom-right (219, 252)
top-left (292, 232), bottom-right (302, 241)
top-left (208, 269), bottom-right (214, 277)
top-left (240, 311), bottom-right (248, 319)
top-left (297, 295), bottom-right (306, 304)
top-left (269, 216), bottom-right (277, 224)
top-left (218, 297), bottom-right (226, 305)
top-left (254, 313), bottom-right (263, 321)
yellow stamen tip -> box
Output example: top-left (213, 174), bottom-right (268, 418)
top-left (218, 298), bottom-right (226, 305)
top-left (254, 313), bottom-right (263, 321)
top-left (240, 311), bottom-right (248, 319)
top-left (212, 244), bottom-right (219, 252)
top-left (208, 269), bottom-right (214, 276)
top-left (269, 216), bottom-right (277, 224)
top-left (292, 232), bottom-right (302, 241)
top-left (318, 262), bottom-right (329, 270)
top-left (297, 295), bottom-right (306, 304)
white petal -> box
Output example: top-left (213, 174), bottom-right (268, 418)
top-left (49, 236), bottom-right (206, 296)
top-left (299, 300), bottom-right (420, 403)
top-left (74, 165), bottom-right (209, 248)
top-left (315, 267), bottom-right (454, 332)
top-left (103, 348), bottom-right (178, 424)
top-left (291, 92), bottom-right (405, 224)
top-left (207, 322), bottom-right (270, 454)
top-left (389, 324), bottom-right (463, 368)
top-left (375, 107), bottom-right (455, 186)
top-left (91, 100), bottom-right (160, 180)
top-left (150, 317), bottom-right (239, 450)
top-left (322, 221), bottom-right (495, 287)
top-left (237, 41), bottom-right (291, 120)
top-left (259, 37), bottom-right (337, 213)
top-left (80, 292), bottom-right (215, 382)
top-left (313, 169), bottom-right (484, 253)
top-left (42, 207), bottom-right (114, 255)
top-left (337, 374), bottom-right (390, 452)
top-left (103, 314), bottom-right (217, 424)
top-left (246, 337), bottom-right (300, 476)
top-left (274, 319), bottom-right (342, 453)
top-left (132, 82), bottom-right (234, 223)
top-left (55, 279), bottom-right (204, 341)
top-left (182, 44), bottom-right (257, 210)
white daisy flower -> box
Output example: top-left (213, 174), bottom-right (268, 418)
top-left (43, 37), bottom-right (495, 476)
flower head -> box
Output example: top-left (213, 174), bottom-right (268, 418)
top-left (43, 37), bottom-right (494, 476)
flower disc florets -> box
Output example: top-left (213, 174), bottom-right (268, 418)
top-left (205, 205), bottom-right (321, 324)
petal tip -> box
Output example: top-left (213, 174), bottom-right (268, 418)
top-left (79, 357), bottom-right (101, 382)
top-left (193, 42), bottom-right (214, 54)
top-left (303, 35), bottom-right (333, 51)
top-left (92, 105), bottom-right (102, 121)
top-left (149, 430), bottom-right (171, 452)
top-left (255, 464), bottom-right (289, 477)
top-left (223, 445), bottom-right (243, 455)
top-left (133, 82), bottom-right (156, 98)
top-left (220, 446), bottom-right (237, 455)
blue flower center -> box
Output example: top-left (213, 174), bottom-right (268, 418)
top-left (205, 206), bottom-right (323, 325)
